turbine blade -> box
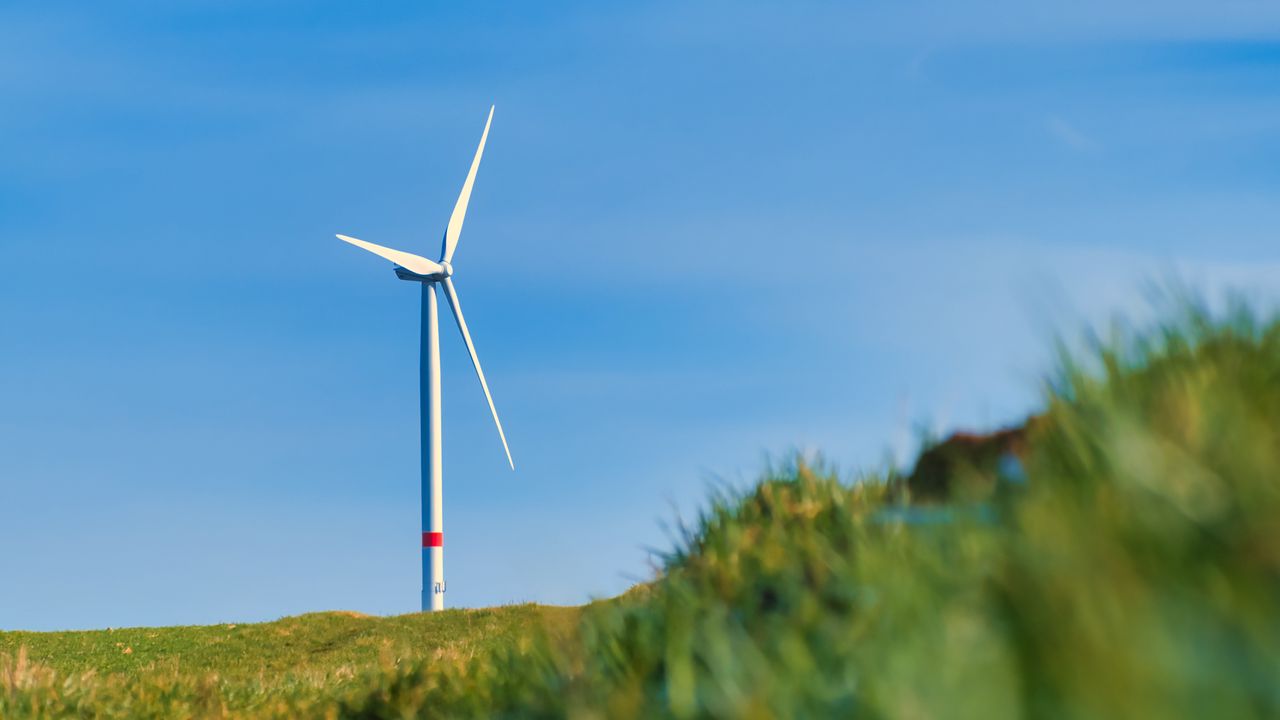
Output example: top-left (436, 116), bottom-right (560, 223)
top-left (337, 234), bottom-right (443, 276)
top-left (441, 105), bottom-right (494, 264)
top-left (441, 277), bottom-right (514, 470)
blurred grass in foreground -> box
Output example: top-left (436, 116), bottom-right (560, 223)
top-left (5, 297), bottom-right (1280, 718)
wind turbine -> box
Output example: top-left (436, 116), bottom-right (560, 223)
top-left (337, 106), bottom-right (513, 612)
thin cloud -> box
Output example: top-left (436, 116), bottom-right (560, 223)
top-left (904, 49), bottom-right (933, 79)
top-left (1046, 114), bottom-right (1100, 152)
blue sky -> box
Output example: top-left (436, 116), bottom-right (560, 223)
top-left (2, 1), bottom-right (1279, 630)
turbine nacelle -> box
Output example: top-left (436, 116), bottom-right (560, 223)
top-left (395, 261), bottom-right (453, 283)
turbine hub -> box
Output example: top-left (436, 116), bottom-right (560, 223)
top-left (440, 261), bottom-right (454, 277)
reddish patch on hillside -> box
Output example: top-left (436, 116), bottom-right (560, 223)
top-left (907, 416), bottom-right (1041, 503)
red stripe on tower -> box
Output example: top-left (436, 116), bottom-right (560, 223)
top-left (423, 532), bottom-right (444, 548)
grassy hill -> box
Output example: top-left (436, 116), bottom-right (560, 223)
top-left (5, 296), bottom-right (1280, 718)
top-left (2, 605), bottom-right (577, 682)
top-left (1, 605), bottom-right (578, 717)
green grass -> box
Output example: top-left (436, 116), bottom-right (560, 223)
top-left (2, 608), bottom-right (574, 682)
top-left (6, 295), bottom-right (1280, 718)
top-left (1, 606), bottom-right (578, 717)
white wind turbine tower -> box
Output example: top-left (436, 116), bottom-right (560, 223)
top-left (337, 106), bottom-right (513, 612)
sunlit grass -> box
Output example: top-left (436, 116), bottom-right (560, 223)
top-left (0, 606), bottom-right (576, 717)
